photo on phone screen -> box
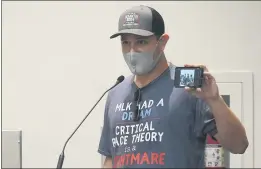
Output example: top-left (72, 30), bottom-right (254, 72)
top-left (179, 69), bottom-right (195, 87)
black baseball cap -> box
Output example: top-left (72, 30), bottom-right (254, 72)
top-left (110, 5), bottom-right (165, 39)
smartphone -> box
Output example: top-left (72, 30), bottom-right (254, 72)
top-left (174, 67), bottom-right (204, 88)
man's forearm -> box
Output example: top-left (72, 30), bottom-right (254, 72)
top-left (206, 96), bottom-right (249, 154)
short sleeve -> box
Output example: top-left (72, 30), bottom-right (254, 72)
top-left (97, 94), bottom-right (112, 157)
top-left (194, 98), bottom-right (218, 138)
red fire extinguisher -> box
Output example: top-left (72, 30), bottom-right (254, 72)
top-left (205, 135), bottom-right (226, 168)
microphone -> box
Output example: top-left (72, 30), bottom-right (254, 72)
top-left (56, 75), bottom-right (125, 169)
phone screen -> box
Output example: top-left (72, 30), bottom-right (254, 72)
top-left (174, 67), bottom-right (204, 88)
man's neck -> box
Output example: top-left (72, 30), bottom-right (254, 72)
top-left (134, 58), bottom-right (169, 88)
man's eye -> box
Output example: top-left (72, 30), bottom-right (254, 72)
top-left (137, 40), bottom-right (148, 45)
top-left (121, 41), bottom-right (129, 45)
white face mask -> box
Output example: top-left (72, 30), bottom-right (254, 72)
top-left (123, 42), bottom-right (162, 76)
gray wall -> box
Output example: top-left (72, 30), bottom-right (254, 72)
top-left (2, 1), bottom-right (261, 168)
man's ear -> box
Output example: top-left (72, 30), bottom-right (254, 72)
top-left (161, 34), bottom-right (169, 42)
top-left (159, 34), bottom-right (169, 50)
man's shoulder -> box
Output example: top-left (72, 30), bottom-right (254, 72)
top-left (169, 62), bottom-right (177, 73)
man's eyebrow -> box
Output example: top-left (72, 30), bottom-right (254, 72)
top-left (136, 36), bottom-right (150, 40)
top-left (121, 36), bottom-right (151, 41)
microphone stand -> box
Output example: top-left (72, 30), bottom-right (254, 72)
top-left (56, 76), bottom-right (124, 169)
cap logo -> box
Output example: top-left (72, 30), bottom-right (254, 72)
top-left (123, 12), bottom-right (139, 27)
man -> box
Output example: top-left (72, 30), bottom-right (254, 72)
top-left (98, 5), bottom-right (248, 168)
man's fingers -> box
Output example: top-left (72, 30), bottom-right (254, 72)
top-left (185, 87), bottom-right (202, 96)
top-left (184, 64), bottom-right (198, 67)
top-left (204, 72), bottom-right (214, 79)
top-left (184, 64), bottom-right (209, 71)
top-left (196, 88), bottom-right (202, 92)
